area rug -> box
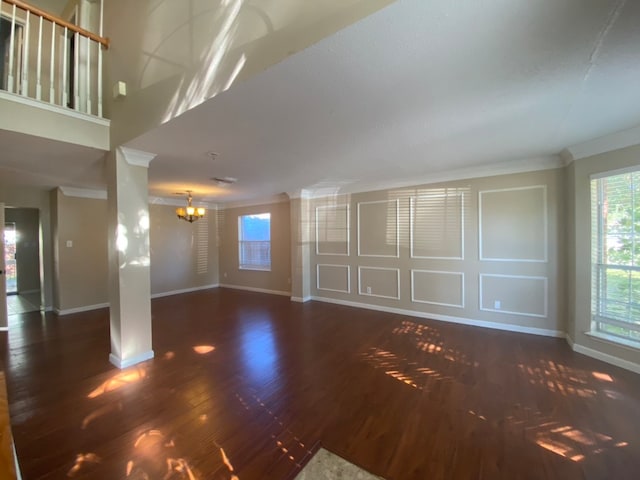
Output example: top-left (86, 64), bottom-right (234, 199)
top-left (294, 448), bottom-right (384, 479)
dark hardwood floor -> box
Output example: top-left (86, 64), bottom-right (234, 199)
top-left (2, 288), bottom-right (640, 479)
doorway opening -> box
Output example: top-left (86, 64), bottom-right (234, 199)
top-left (4, 222), bottom-right (17, 294)
top-left (4, 209), bottom-right (42, 315)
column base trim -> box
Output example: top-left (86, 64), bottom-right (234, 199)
top-left (291, 296), bottom-right (312, 303)
top-left (109, 350), bottom-right (154, 369)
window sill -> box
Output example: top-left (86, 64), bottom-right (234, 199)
top-left (584, 331), bottom-right (640, 352)
top-left (239, 266), bottom-right (271, 272)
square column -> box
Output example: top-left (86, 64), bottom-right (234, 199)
top-left (289, 194), bottom-right (312, 302)
top-left (106, 146), bottom-right (156, 369)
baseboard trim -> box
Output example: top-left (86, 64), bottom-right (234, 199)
top-left (109, 350), bottom-right (154, 369)
top-left (13, 441), bottom-right (22, 480)
top-left (53, 285), bottom-right (222, 315)
top-left (0, 327), bottom-right (8, 332)
top-left (55, 302), bottom-right (109, 316)
top-left (566, 334), bottom-right (575, 348)
top-left (571, 343), bottom-right (640, 375)
top-left (310, 296), bottom-right (565, 338)
top-left (219, 284), bottom-right (291, 297)
top-left (151, 284), bottom-right (219, 299)
top-left (291, 296), bottom-right (312, 303)
top-left (18, 289), bottom-right (39, 295)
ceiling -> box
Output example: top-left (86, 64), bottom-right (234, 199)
top-left (3, 0), bottom-right (640, 205)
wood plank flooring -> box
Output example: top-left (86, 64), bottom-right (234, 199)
top-left (2, 288), bottom-right (640, 479)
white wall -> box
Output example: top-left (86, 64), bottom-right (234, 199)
top-left (103, 0), bottom-right (395, 146)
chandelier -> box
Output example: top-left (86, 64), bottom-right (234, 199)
top-left (176, 191), bottom-right (205, 223)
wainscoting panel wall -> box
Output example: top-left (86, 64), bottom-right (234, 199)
top-left (317, 264), bottom-right (351, 293)
top-left (316, 204), bottom-right (350, 256)
top-left (358, 266), bottom-right (400, 299)
top-left (480, 274), bottom-right (548, 318)
top-left (357, 199), bottom-right (399, 257)
top-left (479, 185), bottom-right (547, 262)
top-left (411, 270), bottom-right (465, 308)
top-left (410, 191), bottom-right (464, 259)
top-left (310, 169), bottom-right (563, 335)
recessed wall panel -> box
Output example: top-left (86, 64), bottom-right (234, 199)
top-left (358, 267), bottom-right (400, 299)
top-left (357, 200), bottom-right (399, 257)
top-left (411, 192), bottom-right (464, 259)
top-left (317, 264), bottom-right (350, 293)
top-left (479, 186), bottom-right (547, 262)
top-left (316, 205), bottom-right (349, 255)
top-left (411, 270), bottom-right (464, 308)
top-left (480, 274), bottom-right (547, 317)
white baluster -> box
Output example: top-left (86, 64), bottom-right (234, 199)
top-left (8, 4), bottom-right (16, 93)
top-left (21, 10), bottom-right (30, 96)
top-left (62, 26), bottom-right (68, 107)
top-left (36, 15), bottom-right (43, 100)
top-left (86, 35), bottom-right (91, 114)
top-left (74, 31), bottom-right (79, 110)
top-left (98, 0), bottom-right (104, 117)
top-left (50, 22), bottom-right (56, 104)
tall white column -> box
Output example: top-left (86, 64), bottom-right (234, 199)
top-left (107, 146), bottom-right (156, 369)
top-left (289, 193), bottom-right (312, 302)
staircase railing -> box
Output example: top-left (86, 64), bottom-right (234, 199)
top-left (0, 0), bottom-right (108, 118)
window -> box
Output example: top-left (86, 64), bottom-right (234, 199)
top-left (238, 213), bottom-right (271, 270)
top-left (591, 168), bottom-right (640, 345)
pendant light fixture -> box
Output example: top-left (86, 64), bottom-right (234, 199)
top-left (176, 191), bottom-right (205, 223)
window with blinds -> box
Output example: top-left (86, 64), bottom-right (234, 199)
top-left (238, 213), bottom-right (271, 271)
top-left (591, 168), bottom-right (640, 344)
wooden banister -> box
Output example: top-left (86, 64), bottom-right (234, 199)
top-left (3, 0), bottom-right (109, 48)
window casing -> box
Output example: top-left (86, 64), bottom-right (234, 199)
top-left (238, 213), bottom-right (271, 271)
top-left (591, 168), bottom-right (640, 345)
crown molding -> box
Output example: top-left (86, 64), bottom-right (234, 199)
top-left (564, 124), bottom-right (640, 163)
top-left (287, 189), bottom-right (313, 200)
top-left (303, 155), bottom-right (564, 199)
top-left (118, 146), bottom-right (156, 168)
top-left (59, 186), bottom-right (107, 200)
top-left (149, 196), bottom-right (217, 209)
top-left (58, 188), bottom-right (216, 208)
top-left (219, 193), bottom-right (290, 210)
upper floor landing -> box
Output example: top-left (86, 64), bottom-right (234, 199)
top-left (0, 0), bottom-right (109, 151)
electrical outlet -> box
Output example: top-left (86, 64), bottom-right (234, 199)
top-left (224, 272), bottom-right (227, 278)
top-left (66, 240), bottom-right (73, 248)
top-left (366, 286), bottom-right (372, 294)
top-left (494, 300), bottom-right (501, 309)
